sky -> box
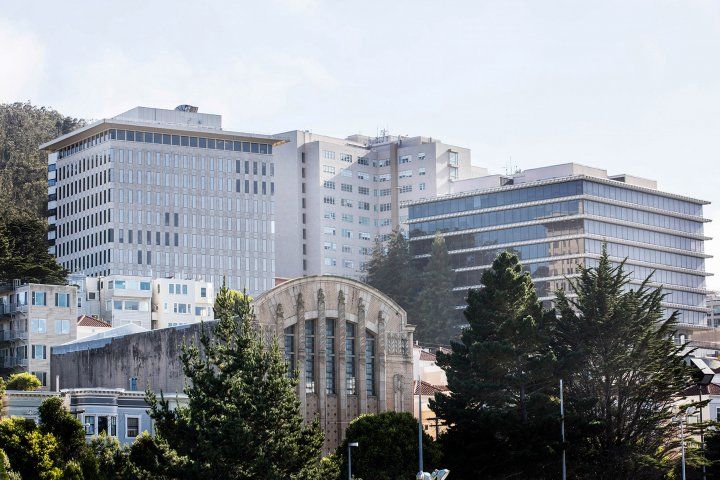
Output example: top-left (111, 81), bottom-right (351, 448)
top-left (2, 0), bottom-right (720, 287)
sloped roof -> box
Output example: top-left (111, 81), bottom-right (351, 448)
top-left (419, 350), bottom-right (437, 361)
top-left (681, 383), bottom-right (720, 396)
top-left (414, 380), bottom-right (450, 396)
top-left (77, 315), bottom-right (111, 328)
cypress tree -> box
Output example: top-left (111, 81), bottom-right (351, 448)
top-left (416, 232), bottom-right (457, 344)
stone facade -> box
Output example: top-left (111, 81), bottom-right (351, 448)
top-left (51, 275), bottom-right (415, 452)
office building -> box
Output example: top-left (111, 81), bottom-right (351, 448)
top-left (406, 163), bottom-right (711, 340)
top-left (272, 131), bottom-right (477, 280)
top-left (52, 275), bottom-right (416, 452)
top-left (0, 283), bottom-right (78, 389)
top-left (42, 106), bottom-right (279, 295)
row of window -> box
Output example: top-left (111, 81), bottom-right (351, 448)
top-left (57, 128), bottom-right (273, 160)
top-left (24, 292), bottom-right (72, 308)
top-left (116, 151), bottom-right (274, 177)
top-left (586, 239), bottom-right (704, 271)
top-left (83, 414), bottom-right (140, 439)
top-left (29, 319), bottom-right (71, 335)
top-left (284, 320), bottom-right (376, 395)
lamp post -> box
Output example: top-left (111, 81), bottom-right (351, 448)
top-left (347, 441), bottom-right (358, 480)
top-left (673, 406), bottom-right (697, 480)
top-left (418, 375), bottom-right (424, 479)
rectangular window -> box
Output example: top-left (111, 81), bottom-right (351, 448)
top-left (340, 153), bottom-right (352, 162)
top-left (340, 169), bottom-right (353, 177)
top-left (399, 185), bottom-right (413, 193)
top-left (323, 196), bottom-right (335, 205)
top-left (55, 319), bottom-right (70, 335)
top-left (448, 151), bottom-right (459, 166)
top-left (398, 155), bottom-right (411, 164)
top-left (323, 180), bottom-right (336, 189)
top-left (305, 320), bottom-right (315, 393)
top-left (31, 318), bottom-right (46, 334)
top-left (323, 150), bottom-right (336, 159)
top-left (366, 333), bottom-right (375, 395)
top-left (341, 183), bottom-right (352, 192)
top-left (358, 186), bottom-right (369, 195)
top-left (126, 417), bottom-right (140, 438)
top-left (31, 292), bottom-right (46, 306)
top-left (398, 170), bottom-right (412, 179)
top-left (322, 165), bottom-right (336, 174)
top-left (326, 319), bottom-right (335, 394)
top-left (284, 325), bottom-right (295, 377)
top-left (418, 167), bottom-right (426, 176)
top-left (346, 323), bottom-right (356, 394)
top-left (32, 344), bottom-right (47, 360)
top-left (55, 293), bottom-right (70, 307)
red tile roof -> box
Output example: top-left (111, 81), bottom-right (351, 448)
top-left (77, 315), bottom-right (111, 328)
top-left (419, 351), bottom-right (437, 361)
top-left (414, 380), bottom-right (450, 396)
top-left (681, 383), bottom-right (720, 396)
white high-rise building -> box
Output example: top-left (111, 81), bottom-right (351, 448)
top-left (42, 106), bottom-right (278, 295)
top-left (272, 131), bottom-right (477, 280)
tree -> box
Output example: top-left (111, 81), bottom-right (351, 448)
top-left (0, 417), bottom-right (62, 480)
top-left (5, 372), bottom-right (42, 391)
top-left (0, 449), bottom-right (21, 480)
top-left (0, 102), bottom-right (84, 219)
top-left (145, 284), bottom-right (325, 479)
top-left (337, 412), bottom-right (441, 480)
top-left (38, 397), bottom-right (86, 464)
top-left (554, 248), bottom-right (696, 479)
top-left (431, 251), bottom-right (561, 479)
top-left (0, 213), bottom-right (68, 285)
top-left (87, 434), bottom-right (135, 480)
top-left (416, 232), bottom-right (457, 344)
top-left (364, 229), bottom-right (419, 323)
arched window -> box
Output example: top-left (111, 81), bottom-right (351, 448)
top-left (366, 331), bottom-right (375, 395)
top-left (305, 320), bottom-right (315, 393)
top-left (326, 319), bottom-right (336, 394)
top-left (284, 325), bottom-right (295, 377)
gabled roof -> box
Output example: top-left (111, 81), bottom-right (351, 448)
top-left (77, 315), bottom-right (111, 328)
top-left (414, 380), bottom-right (450, 396)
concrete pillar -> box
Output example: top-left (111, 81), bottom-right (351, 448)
top-left (377, 311), bottom-right (387, 412)
top-left (295, 292), bottom-right (306, 420)
top-left (337, 289), bottom-right (347, 440)
top-left (357, 298), bottom-right (367, 414)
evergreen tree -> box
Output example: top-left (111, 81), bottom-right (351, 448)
top-left (38, 397), bottom-right (86, 465)
top-left (431, 251), bottom-right (560, 479)
top-left (554, 248), bottom-right (696, 479)
top-left (0, 213), bottom-right (67, 285)
top-left (145, 284), bottom-right (325, 479)
top-left (0, 417), bottom-right (62, 480)
top-left (364, 229), bottom-right (419, 322)
top-left (416, 232), bottom-right (457, 344)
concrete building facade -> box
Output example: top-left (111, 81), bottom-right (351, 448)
top-left (42, 106), bottom-right (279, 295)
top-left (406, 163), bottom-right (711, 341)
top-left (0, 283), bottom-right (78, 389)
top-left (51, 276), bottom-right (415, 452)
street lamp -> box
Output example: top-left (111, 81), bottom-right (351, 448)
top-left (347, 441), bottom-right (358, 480)
top-left (673, 406), bottom-right (697, 480)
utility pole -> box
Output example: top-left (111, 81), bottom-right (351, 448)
top-left (418, 375), bottom-right (424, 478)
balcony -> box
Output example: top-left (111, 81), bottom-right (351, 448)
top-left (1, 357), bottom-right (27, 368)
top-left (0, 330), bottom-right (28, 342)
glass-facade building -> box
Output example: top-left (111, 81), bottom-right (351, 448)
top-left (407, 168), bottom-right (710, 331)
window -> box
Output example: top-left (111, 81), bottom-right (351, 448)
top-left (358, 202), bottom-right (370, 211)
top-left (324, 257), bottom-right (337, 266)
top-left (449, 166), bottom-right (459, 180)
top-left (375, 173), bottom-right (391, 182)
top-left (359, 232), bottom-right (371, 240)
top-left (342, 245), bottom-right (352, 253)
top-left (346, 323), bottom-right (356, 394)
top-left (323, 180), bottom-right (336, 189)
top-left (85, 416), bottom-right (96, 436)
top-left (31, 318), bottom-right (46, 334)
top-left (366, 332), bottom-right (375, 395)
top-left (324, 211), bottom-right (336, 220)
top-left (55, 319), bottom-right (70, 334)
top-left (399, 170), bottom-right (412, 179)
top-left (340, 169), bottom-right (353, 177)
top-left (359, 216), bottom-right (370, 225)
top-left (326, 319), bottom-right (335, 394)
top-left (323, 196), bottom-right (335, 205)
top-left (305, 320), bottom-right (315, 393)
top-left (418, 152), bottom-right (426, 161)
top-left (341, 229), bottom-right (352, 238)
top-left (448, 151), bottom-right (459, 166)
top-left (31, 291), bottom-right (46, 306)
top-left (358, 156), bottom-right (369, 165)
top-left (31, 371), bottom-right (47, 387)
top-left (341, 183), bottom-right (353, 192)
top-left (340, 153), bottom-right (352, 162)
top-left (200, 287), bottom-right (207, 298)
top-left (343, 259), bottom-right (354, 268)
top-left (55, 293), bottom-right (70, 307)
top-left (341, 214), bottom-right (354, 223)
top-left (419, 182), bottom-right (426, 191)
top-left (399, 185), bottom-right (413, 193)
top-left (284, 326), bottom-right (295, 377)
top-left (341, 198), bottom-right (353, 207)
top-left (357, 171), bottom-right (370, 180)
top-left (398, 155), bottom-right (411, 164)
top-left (323, 150), bottom-right (336, 159)
top-left (358, 186), bottom-right (369, 195)
top-left (322, 165), bottom-right (336, 174)
top-left (126, 417), bottom-right (140, 438)
top-left (324, 227), bottom-right (336, 236)
top-left (379, 203), bottom-right (392, 212)
top-left (418, 167), bottom-right (426, 176)
top-left (324, 242), bottom-right (337, 251)
top-left (32, 344), bottom-right (47, 360)
top-left (140, 281), bottom-right (151, 291)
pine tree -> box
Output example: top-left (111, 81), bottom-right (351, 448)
top-left (431, 251), bottom-right (560, 479)
top-left (145, 284), bottom-right (325, 479)
top-left (416, 232), bottom-right (457, 344)
top-left (554, 247), bottom-right (696, 479)
top-left (364, 229), bottom-right (419, 321)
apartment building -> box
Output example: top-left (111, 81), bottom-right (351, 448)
top-left (406, 163), bottom-right (711, 341)
top-left (151, 278), bottom-right (214, 329)
top-left (0, 283), bottom-right (77, 389)
top-left (42, 106), bottom-right (279, 295)
top-left (272, 130), bottom-right (476, 280)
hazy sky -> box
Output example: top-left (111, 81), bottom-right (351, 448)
top-left (2, 0), bottom-right (720, 287)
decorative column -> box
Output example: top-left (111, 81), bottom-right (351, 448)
top-left (357, 297), bottom-right (367, 414)
top-left (337, 290), bottom-right (348, 440)
top-left (274, 304), bottom-right (284, 340)
top-left (295, 292), bottom-right (306, 420)
top-left (377, 311), bottom-right (387, 412)
top-left (317, 289), bottom-right (327, 431)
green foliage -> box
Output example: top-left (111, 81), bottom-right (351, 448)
top-left (87, 434), bottom-right (134, 480)
top-left (337, 412), bottom-right (441, 480)
top-left (0, 213), bottom-right (68, 284)
top-left (61, 461), bottom-right (84, 480)
top-left (0, 417), bottom-right (62, 480)
top-left (38, 397), bottom-right (86, 464)
top-left (364, 229), bottom-right (420, 330)
top-left (432, 251), bottom-right (561, 479)
top-left (554, 248), bottom-right (699, 479)
top-left (0, 449), bottom-right (21, 480)
top-left (416, 232), bottom-right (458, 344)
top-left (5, 372), bottom-right (42, 391)
top-left (145, 284), bottom-right (325, 479)
top-left (0, 102), bottom-right (84, 218)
